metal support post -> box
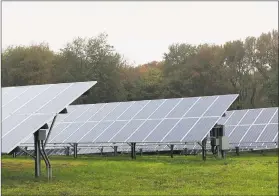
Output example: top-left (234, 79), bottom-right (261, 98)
top-left (202, 139), bottom-right (207, 161)
top-left (73, 143), bottom-right (78, 158)
top-left (24, 147), bottom-right (28, 156)
top-left (170, 144), bottom-right (174, 158)
top-left (114, 146), bottom-right (118, 156)
top-left (100, 147), bottom-right (103, 156)
top-left (221, 150), bottom-right (226, 159)
top-left (235, 146), bottom-right (240, 156)
top-left (139, 148), bottom-right (143, 156)
top-left (34, 131), bottom-right (41, 177)
top-left (66, 146), bottom-right (70, 156)
top-left (183, 148), bottom-right (188, 156)
top-left (131, 143), bottom-right (136, 159)
top-left (12, 150), bottom-right (17, 158)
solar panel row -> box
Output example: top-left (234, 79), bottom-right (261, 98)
top-left (19, 94), bottom-right (237, 148)
top-left (2, 81), bottom-right (97, 153)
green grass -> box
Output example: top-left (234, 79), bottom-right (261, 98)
top-left (2, 153), bottom-right (278, 196)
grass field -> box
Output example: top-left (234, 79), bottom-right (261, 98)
top-left (2, 152), bottom-right (278, 195)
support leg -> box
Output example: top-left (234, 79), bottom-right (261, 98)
top-left (235, 146), bottom-right (240, 156)
top-left (131, 143), bottom-right (136, 159)
top-left (202, 139), bottom-right (207, 161)
top-left (114, 146), bottom-right (118, 156)
top-left (139, 148), bottom-right (143, 156)
top-left (66, 147), bottom-right (70, 156)
top-left (34, 132), bottom-right (41, 177)
top-left (170, 144), bottom-right (174, 158)
top-left (183, 148), bottom-right (188, 156)
top-left (73, 143), bottom-right (78, 158)
top-left (100, 147), bottom-right (103, 156)
top-left (25, 147), bottom-right (28, 156)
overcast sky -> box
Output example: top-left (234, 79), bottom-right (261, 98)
top-left (2, 1), bottom-right (278, 65)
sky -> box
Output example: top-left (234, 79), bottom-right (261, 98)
top-left (2, 1), bottom-right (278, 65)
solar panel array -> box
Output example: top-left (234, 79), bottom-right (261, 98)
top-left (218, 107), bottom-right (278, 149)
top-left (20, 94), bottom-right (238, 149)
top-left (76, 107), bottom-right (278, 154)
top-left (2, 81), bottom-right (97, 153)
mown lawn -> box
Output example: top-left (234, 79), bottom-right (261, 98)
top-left (1, 152), bottom-right (278, 195)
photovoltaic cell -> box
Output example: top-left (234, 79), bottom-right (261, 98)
top-left (255, 108), bottom-right (277, 124)
top-left (127, 120), bottom-right (161, 142)
top-left (144, 119), bottom-right (179, 142)
top-left (118, 101), bottom-right (148, 120)
top-left (166, 97), bottom-right (199, 118)
top-left (103, 102), bottom-right (134, 121)
top-left (161, 118), bottom-right (198, 142)
top-left (75, 104), bottom-right (105, 122)
top-left (225, 110), bottom-right (248, 125)
top-left (134, 100), bottom-right (164, 119)
top-left (89, 103), bottom-right (119, 121)
top-left (79, 121), bottom-right (114, 143)
top-left (109, 120), bottom-right (144, 142)
top-left (257, 124), bottom-right (278, 142)
top-left (149, 99), bottom-right (181, 119)
top-left (64, 122), bottom-right (98, 143)
top-left (239, 109), bottom-right (262, 125)
top-left (94, 121), bottom-right (127, 142)
top-left (183, 117), bottom-right (219, 142)
top-left (184, 96), bottom-right (217, 117)
top-left (229, 126), bottom-right (250, 143)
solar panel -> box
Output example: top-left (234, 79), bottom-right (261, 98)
top-left (219, 107), bottom-right (278, 149)
top-left (2, 81), bottom-right (97, 153)
top-left (27, 94), bottom-right (238, 150)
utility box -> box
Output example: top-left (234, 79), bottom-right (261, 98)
top-left (212, 138), bottom-right (219, 146)
top-left (220, 136), bottom-right (229, 150)
top-left (38, 130), bottom-right (47, 140)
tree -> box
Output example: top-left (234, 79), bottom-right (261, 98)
top-left (2, 43), bottom-right (55, 87)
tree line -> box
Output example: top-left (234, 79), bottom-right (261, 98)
top-left (2, 30), bottom-right (278, 109)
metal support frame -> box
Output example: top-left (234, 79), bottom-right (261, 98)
top-left (18, 147), bottom-right (35, 159)
top-left (170, 144), bottom-right (174, 158)
top-left (183, 148), bottom-right (188, 156)
top-left (12, 147), bottom-right (18, 158)
top-left (113, 146), bottom-right (118, 156)
top-left (221, 150), bottom-right (226, 159)
top-left (65, 146), bottom-right (70, 156)
top-left (24, 147), bottom-right (28, 156)
top-left (34, 131), bottom-right (41, 178)
top-left (139, 148), bottom-right (143, 156)
top-left (73, 143), bottom-right (78, 158)
top-left (131, 143), bottom-right (136, 159)
top-left (40, 140), bottom-right (52, 181)
top-left (235, 146), bottom-right (240, 156)
top-left (100, 147), bottom-right (104, 156)
top-left (202, 139), bottom-right (207, 161)
top-left (43, 115), bottom-right (57, 149)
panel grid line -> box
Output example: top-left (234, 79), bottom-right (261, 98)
top-left (108, 100), bottom-right (161, 142)
top-left (160, 98), bottom-right (200, 142)
top-left (47, 104), bottom-right (106, 144)
top-left (238, 109), bottom-right (264, 144)
top-left (255, 108), bottom-right (278, 142)
top-left (60, 104), bottom-right (100, 143)
top-left (143, 97), bottom-right (203, 143)
top-left (3, 86), bottom-right (31, 107)
top-left (227, 110), bottom-right (250, 138)
top-left (3, 85), bottom-right (53, 121)
top-left (90, 101), bottom-right (135, 143)
top-left (124, 99), bottom-right (176, 143)
top-left (180, 96), bottom-right (219, 142)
